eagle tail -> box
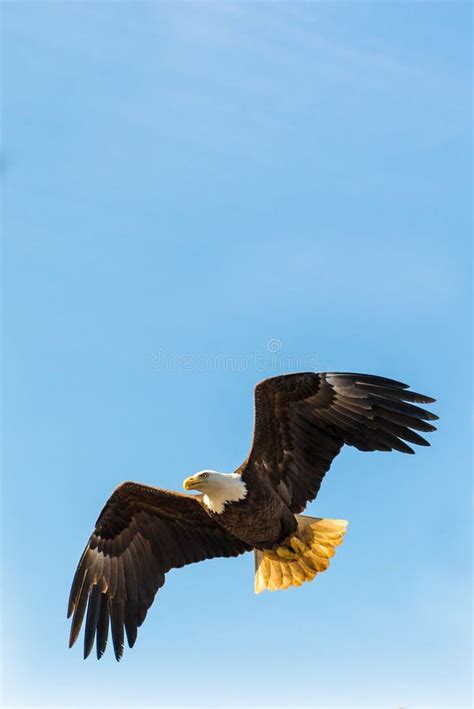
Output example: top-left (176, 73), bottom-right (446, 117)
top-left (253, 515), bottom-right (348, 594)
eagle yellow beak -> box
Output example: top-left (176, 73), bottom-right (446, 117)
top-left (183, 475), bottom-right (199, 491)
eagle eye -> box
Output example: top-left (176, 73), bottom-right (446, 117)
top-left (200, 472), bottom-right (209, 479)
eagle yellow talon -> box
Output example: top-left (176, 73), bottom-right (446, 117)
top-left (275, 536), bottom-right (307, 559)
top-left (289, 536), bottom-right (307, 555)
top-left (275, 545), bottom-right (297, 560)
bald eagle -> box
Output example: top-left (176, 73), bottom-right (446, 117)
top-left (68, 371), bottom-right (437, 660)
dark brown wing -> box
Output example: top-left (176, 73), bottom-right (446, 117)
top-left (242, 372), bottom-right (437, 514)
top-left (68, 481), bottom-right (250, 660)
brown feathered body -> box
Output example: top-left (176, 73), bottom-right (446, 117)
top-left (204, 464), bottom-right (298, 548)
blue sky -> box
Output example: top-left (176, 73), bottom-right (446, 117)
top-left (1, 1), bottom-right (471, 707)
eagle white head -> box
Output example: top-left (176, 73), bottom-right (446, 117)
top-left (183, 470), bottom-right (247, 514)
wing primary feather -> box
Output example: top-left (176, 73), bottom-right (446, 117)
top-left (96, 593), bottom-right (110, 659)
top-left (124, 606), bottom-right (138, 649)
top-left (326, 372), bottom-right (409, 388)
top-left (370, 429), bottom-right (415, 454)
top-left (69, 568), bottom-right (92, 648)
top-left (376, 408), bottom-right (437, 432)
top-left (371, 395), bottom-right (438, 421)
top-left (122, 549), bottom-right (139, 647)
top-left (387, 438), bottom-right (415, 454)
top-left (374, 417), bottom-right (431, 447)
top-left (67, 550), bottom-right (90, 618)
top-left (357, 383), bottom-right (436, 404)
top-left (110, 597), bottom-right (125, 661)
top-left (83, 584), bottom-right (101, 659)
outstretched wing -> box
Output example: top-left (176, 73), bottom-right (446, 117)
top-left (68, 482), bottom-right (250, 660)
top-left (242, 372), bottom-right (437, 514)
